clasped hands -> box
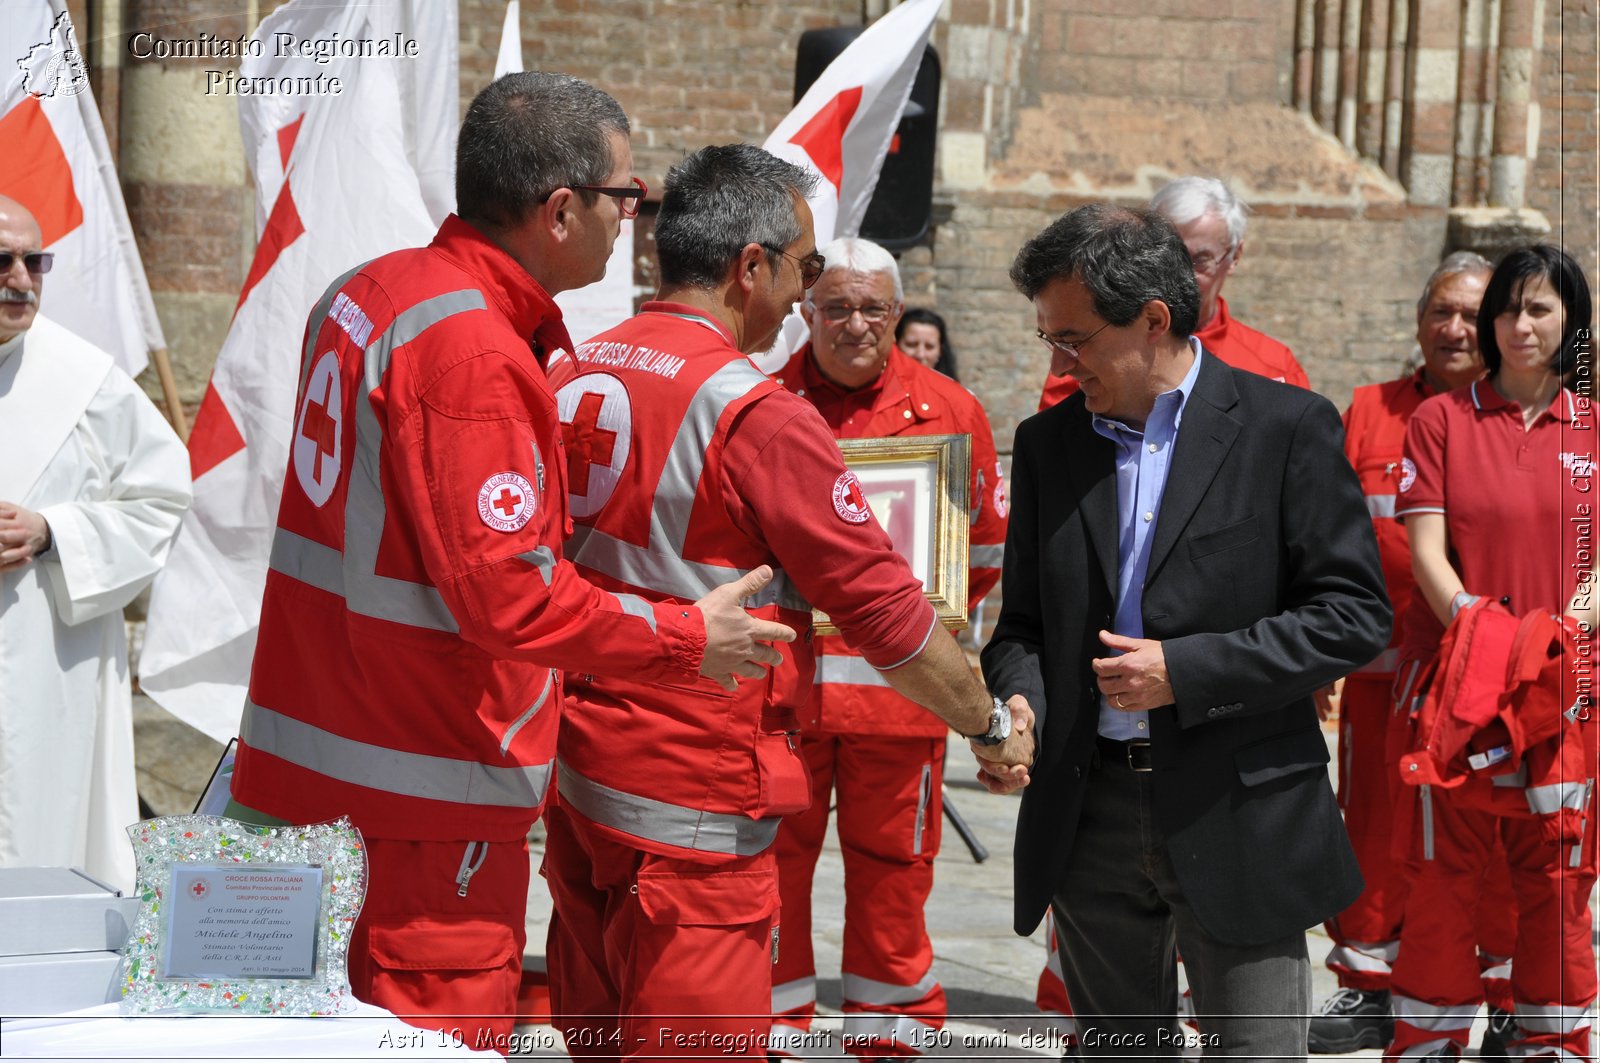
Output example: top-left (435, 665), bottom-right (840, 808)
top-left (0, 501), bottom-right (50, 574)
top-left (971, 697), bottom-right (1036, 795)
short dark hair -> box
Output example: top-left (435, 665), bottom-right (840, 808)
top-left (896, 307), bottom-right (959, 381)
top-left (1009, 203), bottom-right (1200, 337)
top-left (455, 73), bottom-right (629, 229)
top-left (1477, 244), bottom-right (1593, 378)
top-left (655, 144), bottom-right (818, 289)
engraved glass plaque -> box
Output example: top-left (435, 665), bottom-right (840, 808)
top-left (119, 815), bottom-right (366, 1015)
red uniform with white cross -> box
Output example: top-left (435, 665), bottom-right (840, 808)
top-left (234, 218), bottom-right (707, 1044)
top-left (766, 344), bottom-right (1007, 1058)
top-left (1332, 371), bottom-right (1517, 1006)
top-left (546, 306), bottom-right (937, 1060)
top-left (1386, 381), bottom-right (1597, 1062)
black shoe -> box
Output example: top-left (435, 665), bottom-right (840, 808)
top-left (1307, 987), bottom-right (1395, 1053)
top-left (1475, 1006), bottom-right (1514, 1061)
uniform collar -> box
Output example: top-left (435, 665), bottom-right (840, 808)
top-left (639, 301), bottom-right (738, 348)
top-left (1469, 378), bottom-right (1575, 422)
top-left (795, 344), bottom-right (937, 422)
top-left (428, 215), bottom-right (566, 353)
top-left (1194, 296), bottom-right (1233, 341)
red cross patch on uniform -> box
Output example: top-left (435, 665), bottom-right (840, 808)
top-left (1398, 457), bottom-right (1418, 493)
top-left (478, 471), bottom-right (536, 532)
top-left (293, 350), bottom-right (344, 507)
top-left (993, 459), bottom-right (1009, 519)
top-left (832, 471), bottom-right (872, 524)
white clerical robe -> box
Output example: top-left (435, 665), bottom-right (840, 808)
top-left (0, 314), bottom-right (191, 893)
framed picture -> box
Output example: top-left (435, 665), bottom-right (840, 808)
top-left (814, 433), bottom-right (971, 635)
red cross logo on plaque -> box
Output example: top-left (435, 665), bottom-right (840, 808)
top-left (478, 471), bottom-right (536, 533)
top-left (189, 878), bottom-right (209, 899)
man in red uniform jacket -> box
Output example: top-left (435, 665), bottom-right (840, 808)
top-left (1308, 251), bottom-right (1514, 1053)
top-left (766, 237), bottom-right (1009, 1058)
top-left (545, 145), bottom-right (1035, 1060)
top-left (1039, 176), bottom-right (1309, 410)
top-left (230, 75), bottom-right (795, 1046)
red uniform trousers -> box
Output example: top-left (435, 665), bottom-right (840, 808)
top-left (770, 733), bottom-right (947, 1057)
top-left (1386, 787), bottom-right (1597, 1061)
top-left (545, 804), bottom-right (779, 1061)
top-left (347, 837), bottom-right (529, 1054)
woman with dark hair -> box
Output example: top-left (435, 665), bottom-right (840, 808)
top-left (1388, 244), bottom-right (1596, 1061)
top-left (895, 307), bottom-right (960, 381)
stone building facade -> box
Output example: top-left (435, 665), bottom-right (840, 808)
top-left (69, 0), bottom-right (1597, 449)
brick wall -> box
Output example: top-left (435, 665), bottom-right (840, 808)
top-left (1526, 0), bottom-right (1599, 287)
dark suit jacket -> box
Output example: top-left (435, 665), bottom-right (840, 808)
top-left (981, 352), bottom-right (1391, 946)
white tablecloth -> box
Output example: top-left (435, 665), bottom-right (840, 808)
top-left (0, 1002), bottom-right (499, 1059)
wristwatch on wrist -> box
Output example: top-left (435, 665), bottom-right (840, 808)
top-left (968, 696), bottom-right (1012, 746)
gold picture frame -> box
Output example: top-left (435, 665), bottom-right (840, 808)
top-left (813, 433), bottom-right (971, 636)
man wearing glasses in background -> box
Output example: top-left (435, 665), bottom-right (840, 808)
top-left (229, 76), bottom-right (799, 1046)
top-left (0, 194), bottom-right (190, 894)
top-left (546, 147), bottom-right (1031, 1059)
top-left (766, 237), bottom-right (1011, 1060)
top-left (1039, 176), bottom-right (1309, 411)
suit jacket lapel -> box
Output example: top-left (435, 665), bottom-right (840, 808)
top-left (1059, 403), bottom-right (1118, 597)
top-left (1146, 353), bottom-right (1241, 583)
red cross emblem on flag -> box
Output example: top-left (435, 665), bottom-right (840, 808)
top-left (832, 471), bottom-right (872, 525)
top-left (478, 471), bottom-right (537, 533)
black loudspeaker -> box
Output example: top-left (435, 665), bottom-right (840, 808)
top-left (793, 26), bottom-right (941, 250)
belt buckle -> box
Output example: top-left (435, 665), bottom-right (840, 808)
top-left (1127, 740), bottom-right (1152, 773)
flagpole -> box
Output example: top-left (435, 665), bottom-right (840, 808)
top-left (150, 346), bottom-right (189, 441)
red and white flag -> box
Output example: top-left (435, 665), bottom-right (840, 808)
top-left (755, 0), bottom-right (941, 369)
top-left (0, 0), bottom-right (164, 377)
top-left (140, 0), bottom-right (458, 743)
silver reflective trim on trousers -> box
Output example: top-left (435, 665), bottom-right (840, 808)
top-left (1514, 1002), bottom-right (1595, 1034)
top-left (242, 701), bottom-right (552, 808)
top-left (1390, 994), bottom-right (1477, 1031)
top-left (500, 668), bottom-right (556, 755)
top-left (555, 759), bottom-right (779, 856)
top-left (842, 971), bottom-right (939, 1007)
top-left (1420, 784), bottom-right (1434, 860)
top-left (565, 359), bottom-right (810, 613)
top-left (343, 289), bottom-right (488, 630)
top-left (969, 543), bottom-right (1005, 569)
top-left (817, 655), bottom-right (890, 688)
top-left (771, 976), bottom-right (816, 1014)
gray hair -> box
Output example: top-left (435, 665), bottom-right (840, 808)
top-left (1010, 203), bottom-right (1200, 337)
top-left (1416, 250), bottom-right (1492, 322)
top-left (655, 144), bottom-right (819, 289)
top-left (804, 236), bottom-right (903, 306)
top-left (1150, 176), bottom-right (1247, 250)
top-left (456, 72), bottom-right (630, 228)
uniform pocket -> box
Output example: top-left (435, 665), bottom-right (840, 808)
top-left (368, 916), bottom-right (519, 971)
top-left (635, 866), bottom-right (780, 926)
top-left (754, 729), bottom-right (811, 817)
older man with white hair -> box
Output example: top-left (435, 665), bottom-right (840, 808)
top-left (767, 237), bottom-right (1010, 1059)
top-left (0, 193), bottom-right (191, 892)
top-left (1040, 176), bottom-right (1309, 409)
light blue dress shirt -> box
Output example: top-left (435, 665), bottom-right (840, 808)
top-left (1092, 339), bottom-right (1204, 741)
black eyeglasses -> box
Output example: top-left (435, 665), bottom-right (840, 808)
top-left (762, 245), bottom-right (826, 289)
top-left (0, 251), bottom-right (54, 275)
top-left (1035, 320), bottom-right (1111, 360)
top-left (566, 176), bottom-right (648, 218)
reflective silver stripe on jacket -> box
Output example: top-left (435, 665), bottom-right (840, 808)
top-left (565, 359), bottom-right (808, 613)
top-left (270, 289), bottom-right (488, 632)
top-left (1526, 780), bottom-right (1592, 816)
top-left (243, 702), bottom-right (552, 808)
top-left (969, 543), bottom-right (1005, 568)
top-left (817, 655), bottom-right (890, 688)
top-left (555, 759), bottom-right (779, 856)
top-left (1365, 493), bottom-right (1397, 519)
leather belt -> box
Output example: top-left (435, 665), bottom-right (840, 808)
top-left (1097, 736), bottom-right (1153, 773)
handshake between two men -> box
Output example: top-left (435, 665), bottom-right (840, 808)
top-left (695, 563), bottom-right (1036, 786)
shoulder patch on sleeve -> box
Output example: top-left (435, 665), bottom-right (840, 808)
top-left (832, 470), bottom-right (872, 524)
top-left (479, 471), bottom-right (536, 531)
top-left (1398, 457), bottom-right (1417, 493)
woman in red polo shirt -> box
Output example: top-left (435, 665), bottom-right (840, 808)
top-left (1388, 245), bottom-right (1595, 1062)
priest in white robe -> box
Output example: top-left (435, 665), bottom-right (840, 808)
top-left (0, 195), bottom-right (191, 893)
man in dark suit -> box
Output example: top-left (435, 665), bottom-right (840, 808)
top-left (980, 203), bottom-right (1390, 1058)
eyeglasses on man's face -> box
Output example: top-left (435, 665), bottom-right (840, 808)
top-left (0, 251), bottom-right (54, 275)
top-left (818, 302), bottom-right (895, 325)
top-left (1188, 244), bottom-right (1237, 276)
top-left (544, 176), bottom-right (648, 218)
top-left (1035, 319), bottom-right (1111, 360)
top-left (761, 245), bottom-right (826, 289)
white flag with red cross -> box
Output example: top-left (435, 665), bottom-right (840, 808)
top-left (0, 0), bottom-right (164, 377)
top-left (753, 0), bottom-right (941, 371)
top-left (140, 0), bottom-right (458, 743)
